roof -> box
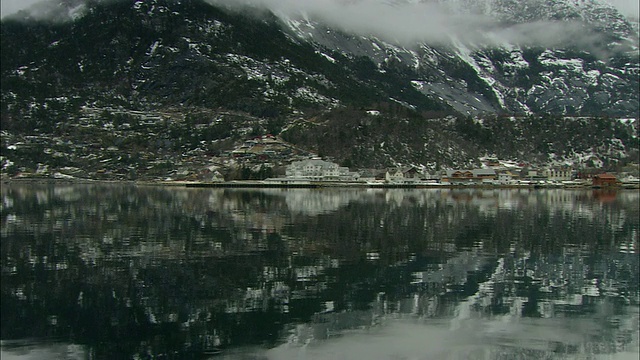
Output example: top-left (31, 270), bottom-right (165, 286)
top-left (444, 169), bottom-right (473, 177)
top-left (444, 168), bottom-right (496, 177)
top-left (472, 168), bottom-right (497, 176)
top-left (289, 159), bottom-right (338, 169)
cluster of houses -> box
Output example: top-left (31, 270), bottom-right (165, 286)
top-left (266, 158), bottom-right (639, 188)
top-left (217, 136), bottom-right (637, 187)
top-left (229, 134), bottom-right (296, 161)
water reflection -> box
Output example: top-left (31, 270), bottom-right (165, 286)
top-left (1, 184), bottom-right (638, 359)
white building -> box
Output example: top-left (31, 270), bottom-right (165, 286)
top-left (285, 158), bottom-right (359, 181)
top-left (543, 167), bottom-right (573, 182)
top-left (498, 171), bottom-right (518, 185)
top-left (384, 167), bottom-right (423, 183)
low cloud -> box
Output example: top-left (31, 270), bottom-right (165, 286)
top-left (2, 0), bottom-right (627, 53)
top-left (606, 0), bottom-right (639, 18)
top-left (209, 0), bottom-right (619, 51)
top-left (1, 0), bottom-right (44, 18)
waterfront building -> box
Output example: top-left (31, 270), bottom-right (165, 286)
top-left (285, 158), bottom-right (359, 181)
top-left (543, 166), bottom-right (574, 182)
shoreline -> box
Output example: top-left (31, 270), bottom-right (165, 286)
top-left (3, 176), bottom-right (638, 190)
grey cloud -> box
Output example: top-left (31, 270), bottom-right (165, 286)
top-left (2, 0), bottom-right (628, 54)
top-left (208, 0), bottom-right (499, 45)
top-left (1, 0), bottom-right (44, 18)
top-left (208, 0), bottom-right (612, 50)
top-left (606, 0), bottom-right (639, 18)
top-left (490, 21), bottom-right (606, 48)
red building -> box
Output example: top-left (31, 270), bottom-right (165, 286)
top-left (592, 173), bottom-right (618, 187)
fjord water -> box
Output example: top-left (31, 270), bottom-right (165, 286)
top-left (1, 184), bottom-right (638, 360)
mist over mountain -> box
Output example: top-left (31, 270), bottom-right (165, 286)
top-left (0, 0), bottom-right (638, 179)
top-left (213, 0), bottom-right (629, 50)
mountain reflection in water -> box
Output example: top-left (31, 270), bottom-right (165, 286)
top-left (1, 184), bottom-right (638, 359)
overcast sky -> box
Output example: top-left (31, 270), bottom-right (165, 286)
top-left (609, 0), bottom-right (640, 17)
top-left (2, 0), bottom-right (639, 18)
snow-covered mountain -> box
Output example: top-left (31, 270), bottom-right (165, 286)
top-left (272, 0), bottom-right (639, 116)
top-left (0, 0), bottom-right (638, 176)
top-left (2, 0), bottom-right (638, 117)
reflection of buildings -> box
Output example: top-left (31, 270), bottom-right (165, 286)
top-left (1, 183), bottom-right (639, 358)
top-left (281, 189), bottom-right (363, 216)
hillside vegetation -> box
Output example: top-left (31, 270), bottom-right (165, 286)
top-left (1, 0), bottom-right (638, 180)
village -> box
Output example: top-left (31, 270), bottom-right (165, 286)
top-left (195, 134), bottom-right (640, 189)
top-left (252, 157), bottom-right (640, 188)
top-left (3, 129), bottom-right (639, 189)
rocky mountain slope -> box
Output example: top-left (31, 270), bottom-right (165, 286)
top-left (276, 0), bottom-right (639, 116)
top-left (0, 0), bottom-right (638, 180)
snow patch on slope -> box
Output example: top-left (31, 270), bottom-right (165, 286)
top-left (452, 38), bottom-right (506, 109)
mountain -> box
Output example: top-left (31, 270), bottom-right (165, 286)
top-left (276, 0), bottom-right (639, 116)
top-left (0, 0), bottom-right (638, 180)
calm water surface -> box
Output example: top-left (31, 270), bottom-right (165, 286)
top-left (1, 183), bottom-right (638, 359)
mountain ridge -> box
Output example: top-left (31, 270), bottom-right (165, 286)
top-left (0, 0), bottom-right (638, 180)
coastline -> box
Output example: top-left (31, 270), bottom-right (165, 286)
top-left (182, 181), bottom-right (639, 190)
top-left (3, 176), bottom-right (638, 190)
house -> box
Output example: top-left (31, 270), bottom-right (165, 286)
top-left (443, 170), bottom-right (474, 181)
top-left (358, 169), bottom-right (386, 182)
top-left (592, 173), bottom-right (618, 187)
top-left (385, 168), bottom-right (405, 183)
top-left (441, 168), bottom-right (497, 184)
top-left (385, 167), bottom-right (423, 183)
top-left (403, 167), bottom-right (421, 179)
top-left (482, 156), bottom-right (500, 166)
top-left (441, 170), bottom-right (473, 184)
top-left (231, 149), bottom-right (251, 158)
top-left (472, 168), bottom-right (497, 180)
top-left (199, 167), bottom-right (225, 182)
top-left (262, 135), bottom-right (280, 144)
top-left (338, 166), bottom-right (361, 181)
top-left (422, 170), bottom-right (441, 181)
top-left (520, 169), bottom-right (548, 182)
top-left (498, 171), bottom-right (519, 185)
